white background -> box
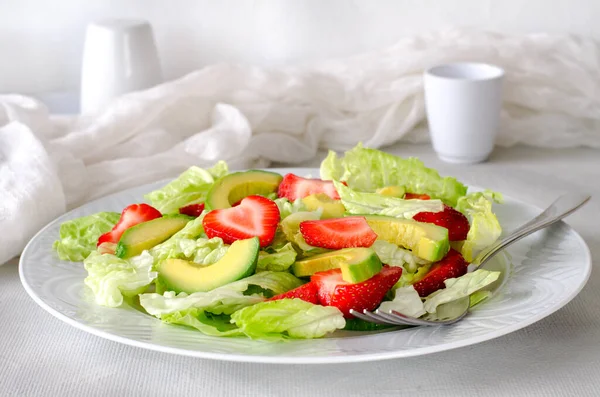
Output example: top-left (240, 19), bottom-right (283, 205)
top-left (2, 0), bottom-right (600, 95)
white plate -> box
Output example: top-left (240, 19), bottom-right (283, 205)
top-left (19, 168), bottom-right (592, 364)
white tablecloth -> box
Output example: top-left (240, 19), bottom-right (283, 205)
top-left (2, 144), bottom-right (599, 397)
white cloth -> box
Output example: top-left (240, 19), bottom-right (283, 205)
top-left (1, 28), bottom-right (599, 264)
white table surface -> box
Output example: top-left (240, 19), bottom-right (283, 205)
top-left (2, 144), bottom-right (599, 397)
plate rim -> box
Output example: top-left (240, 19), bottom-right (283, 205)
top-left (18, 168), bottom-right (593, 364)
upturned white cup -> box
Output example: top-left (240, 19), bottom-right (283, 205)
top-left (424, 63), bottom-right (504, 164)
top-left (80, 19), bottom-right (163, 114)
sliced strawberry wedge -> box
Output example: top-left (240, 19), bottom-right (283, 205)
top-left (299, 216), bottom-right (377, 250)
top-left (269, 282), bottom-right (319, 304)
top-left (277, 173), bottom-right (341, 201)
top-left (404, 193), bottom-right (431, 200)
top-left (179, 203), bottom-right (205, 217)
top-left (97, 203), bottom-right (162, 246)
top-left (312, 266), bottom-right (403, 318)
top-left (413, 204), bottom-right (470, 241)
top-left (202, 195), bottom-right (280, 247)
top-left (413, 249), bottom-right (469, 297)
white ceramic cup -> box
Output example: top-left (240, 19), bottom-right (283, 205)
top-left (424, 63), bottom-right (504, 164)
top-left (80, 19), bottom-right (163, 114)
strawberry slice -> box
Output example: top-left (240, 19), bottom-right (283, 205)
top-left (413, 249), bottom-right (469, 297)
top-left (97, 203), bottom-right (162, 246)
top-left (413, 204), bottom-right (470, 241)
top-left (179, 203), bottom-right (205, 217)
top-left (312, 266), bottom-right (403, 318)
top-left (299, 216), bottom-right (377, 250)
top-left (404, 193), bottom-right (431, 200)
top-left (202, 195), bottom-right (280, 247)
top-left (269, 282), bottom-right (319, 304)
top-left (277, 173), bottom-right (341, 201)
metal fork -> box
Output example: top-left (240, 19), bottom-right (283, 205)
top-left (350, 193), bottom-right (591, 327)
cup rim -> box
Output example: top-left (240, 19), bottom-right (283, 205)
top-left (425, 62), bottom-right (505, 82)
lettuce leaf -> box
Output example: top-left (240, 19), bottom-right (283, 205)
top-left (257, 243), bottom-right (298, 272)
top-left (149, 216), bottom-right (227, 267)
top-left (455, 192), bottom-right (503, 262)
top-left (371, 240), bottom-right (430, 273)
top-left (320, 144), bottom-right (467, 206)
top-left (144, 162), bottom-right (228, 214)
top-left (140, 272), bottom-right (303, 336)
top-left (423, 269), bottom-right (500, 313)
top-left (274, 197), bottom-right (309, 219)
top-left (140, 271), bottom-right (303, 317)
top-left (334, 181), bottom-right (444, 218)
top-left (230, 299), bottom-right (346, 340)
top-left (84, 251), bottom-right (157, 307)
top-left (378, 286), bottom-right (426, 318)
top-left (53, 212), bottom-right (120, 261)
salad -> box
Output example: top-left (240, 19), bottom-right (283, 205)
top-left (53, 144), bottom-right (503, 341)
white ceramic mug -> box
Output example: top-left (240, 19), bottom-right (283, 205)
top-left (424, 63), bottom-right (505, 164)
top-left (80, 19), bottom-right (163, 114)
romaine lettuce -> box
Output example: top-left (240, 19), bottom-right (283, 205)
top-left (144, 162), bottom-right (228, 214)
top-left (53, 212), bottom-right (120, 261)
top-left (320, 144), bottom-right (467, 206)
top-left (274, 197), bottom-right (309, 219)
top-left (84, 251), bottom-right (157, 307)
top-left (378, 286), bottom-right (426, 318)
top-left (230, 298), bottom-right (346, 340)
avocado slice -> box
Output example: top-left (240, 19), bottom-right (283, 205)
top-left (292, 247), bottom-right (382, 283)
top-left (157, 237), bottom-right (260, 293)
top-left (301, 193), bottom-right (346, 219)
top-left (115, 214), bottom-right (192, 258)
top-left (205, 170), bottom-right (283, 210)
top-left (364, 215), bottom-right (449, 262)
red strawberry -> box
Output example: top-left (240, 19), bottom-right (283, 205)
top-left (277, 173), bottom-right (341, 201)
top-left (413, 249), bottom-right (469, 297)
top-left (413, 205), bottom-right (470, 241)
top-left (202, 195), bottom-right (280, 247)
top-left (299, 216), bottom-right (377, 250)
top-left (404, 193), bottom-right (431, 200)
top-left (269, 282), bottom-right (319, 304)
top-left (179, 203), bottom-right (205, 217)
top-left (97, 203), bottom-right (162, 246)
top-left (312, 266), bottom-right (403, 318)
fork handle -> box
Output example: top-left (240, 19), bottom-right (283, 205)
top-left (476, 193), bottom-right (590, 266)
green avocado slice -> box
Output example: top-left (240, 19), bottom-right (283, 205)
top-left (205, 170), bottom-right (283, 210)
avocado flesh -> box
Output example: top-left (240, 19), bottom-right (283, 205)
top-left (115, 215), bottom-right (192, 258)
top-left (292, 247), bottom-right (382, 283)
top-left (364, 215), bottom-right (449, 262)
top-left (301, 193), bottom-right (346, 219)
top-left (205, 170), bottom-right (283, 210)
top-left (157, 237), bottom-right (260, 293)
top-left (375, 185), bottom-right (406, 198)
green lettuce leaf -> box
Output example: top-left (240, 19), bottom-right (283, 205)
top-left (378, 286), bottom-right (426, 318)
top-left (160, 309), bottom-right (242, 337)
top-left (257, 243), bottom-right (298, 272)
top-left (149, 216), bottom-right (227, 267)
top-left (140, 271), bottom-right (303, 337)
top-left (334, 181), bottom-right (444, 218)
top-left (320, 144), bottom-right (467, 206)
top-left (84, 251), bottom-right (157, 307)
top-left (274, 197), bottom-right (309, 219)
top-left (140, 271), bottom-right (303, 317)
top-left (144, 162), bottom-right (228, 214)
top-left (455, 192), bottom-right (503, 262)
top-left (230, 298), bottom-right (346, 340)
top-left (371, 240), bottom-right (430, 273)
top-left (53, 212), bottom-right (120, 261)
top-left (423, 269), bottom-right (500, 313)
